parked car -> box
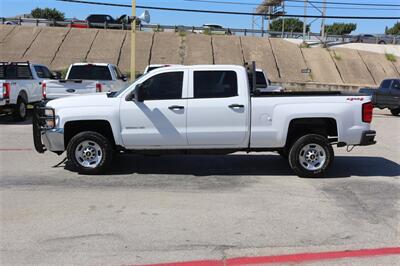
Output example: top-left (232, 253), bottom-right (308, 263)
top-left (255, 69), bottom-right (284, 93)
top-left (360, 79), bottom-right (400, 116)
top-left (351, 34), bottom-right (398, 45)
top-left (42, 63), bottom-right (128, 100)
top-left (0, 62), bottom-right (57, 120)
top-left (33, 63), bottom-right (376, 177)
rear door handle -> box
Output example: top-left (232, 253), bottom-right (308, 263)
top-left (168, 105), bottom-right (185, 110)
top-left (229, 104), bottom-right (245, 109)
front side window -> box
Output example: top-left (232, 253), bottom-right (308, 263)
top-left (193, 71), bottom-right (238, 98)
top-left (141, 71), bottom-right (183, 100)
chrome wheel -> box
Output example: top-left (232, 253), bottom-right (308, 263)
top-left (298, 143), bottom-right (326, 171)
top-left (74, 140), bottom-right (103, 168)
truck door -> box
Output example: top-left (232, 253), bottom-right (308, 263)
top-left (389, 80), bottom-right (400, 109)
top-left (186, 69), bottom-right (248, 147)
top-left (375, 79), bottom-right (392, 108)
top-left (119, 70), bottom-right (188, 148)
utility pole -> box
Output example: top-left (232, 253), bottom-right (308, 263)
top-left (281, 0), bottom-right (285, 37)
top-left (303, 0), bottom-right (307, 42)
top-left (321, 0), bottom-right (326, 40)
top-left (130, 0), bottom-right (136, 80)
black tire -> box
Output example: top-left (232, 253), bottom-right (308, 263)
top-left (66, 131), bottom-right (114, 174)
top-left (390, 108), bottom-right (400, 116)
top-left (12, 97), bottom-right (27, 121)
top-left (378, 40), bottom-right (386, 45)
top-left (288, 134), bottom-right (334, 178)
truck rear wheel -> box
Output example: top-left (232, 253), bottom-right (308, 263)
top-left (390, 108), bottom-right (400, 116)
top-left (67, 131), bottom-right (114, 174)
top-left (288, 134), bottom-right (334, 178)
top-left (12, 97), bottom-right (27, 121)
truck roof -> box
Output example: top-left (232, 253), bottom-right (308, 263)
top-left (149, 64), bottom-right (245, 72)
top-left (71, 63), bottom-right (113, 67)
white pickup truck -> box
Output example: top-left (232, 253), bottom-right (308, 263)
top-left (33, 63), bottom-right (376, 177)
top-left (42, 63), bottom-right (128, 100)
top-left (0, 62), bottom-right (56, 120)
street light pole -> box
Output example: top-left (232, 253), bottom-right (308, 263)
top-left (303, 0), bottom-right (307, 42)
top-left (130, 0), bottom-right (136, 80)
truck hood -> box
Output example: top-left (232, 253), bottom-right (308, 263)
top-left (46, 93), bottom-right (115, 109)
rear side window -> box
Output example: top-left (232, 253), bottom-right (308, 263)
top-left (380, 80), bottom-right (392, 89)
top-left (141, 71), bottom-right (183, 100)
top-left (68, 65), bottom-right (112, 80)
top-left (0, 65), bottom-right (32, 79)
top-left (193, 71), bottom-right (238, 98)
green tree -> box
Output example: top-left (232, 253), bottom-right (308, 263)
top-left (31, 7), bottom-right (65, 21)
top-left (385, 22), bottom-right (400, 35)
top-left (324, 23), bottom-right (357, 35)
top-left (270, 18), bottom-right (310, 33)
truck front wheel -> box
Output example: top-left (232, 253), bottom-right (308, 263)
top-left (67, 131), bottom-right (114, 174)
top-left (288, 134), bottom-right (334, 178)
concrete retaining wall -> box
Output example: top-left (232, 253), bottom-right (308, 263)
top-left (241, 36), bottom-right (279, 82)
top-left (269, 38), bottom-right (308, 83)
top-left (184, 34), bottom-right (213, 65)
top-left (87, 29), bottom-right (126, 65)
top-left (0, 25), bottom-right (16, 42)
top-left (302, 48), bottom-right (343, 84)
top-left (212, 35), bottom-right (243, 65)
top-left (150, 32), bottom-right (182, 65)
top-left (51, 28), bottom-right (98, 70)
top-left (1, 25), bottom-right (399, 87)
top-left (331, 48), bottom-right (375, 85)
top-left (118, 31), bottom-right (154, 74)
top-left (23, 27), bottom-right (70, 66)
top-left (1, 26), bottom-right (42, 61)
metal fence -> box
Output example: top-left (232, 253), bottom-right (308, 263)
top-left (1, 17), bottom-right (399, 45)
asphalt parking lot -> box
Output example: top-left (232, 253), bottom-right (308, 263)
top-left (0, 109), bottom-right (399, 265)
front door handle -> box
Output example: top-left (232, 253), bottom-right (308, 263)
top-left (229, 104), bottom-right (245, 109)
top-left (168, 105), bottom-right (185, 110)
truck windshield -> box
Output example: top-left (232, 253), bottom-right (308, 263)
top-left (68, 65), bottom-right (112, 80)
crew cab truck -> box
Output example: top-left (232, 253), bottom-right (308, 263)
top-left (42, 63), bottom-right (128, 100)
top-left (33, 64), bottom-right (376, 178)
top-left (359, 79), bottom-right (400, 116)
top-left (1, 62), bottom-right (56, 121)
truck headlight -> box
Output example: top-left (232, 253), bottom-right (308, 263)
top-left (44, 108), bottom-right (56, 128)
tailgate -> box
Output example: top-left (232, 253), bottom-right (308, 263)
top-left (45, 80), bottom-right (97, 99)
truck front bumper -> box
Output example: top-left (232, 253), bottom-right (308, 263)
top-left (32, 103), bottom-right (64, 153)
top-left (359, 130), bottom-right (377, 146)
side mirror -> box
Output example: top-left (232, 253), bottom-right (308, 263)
top-left (53, 71), bottom-right (62, 80)
top-left (134, 84), bottom-right (145, 102)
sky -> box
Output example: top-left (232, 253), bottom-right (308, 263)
top-left (0, 0), bottom-right (399, 34)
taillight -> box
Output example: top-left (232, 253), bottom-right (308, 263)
top-left (41, 83), bottom-right (47, 99)
top-left (3, 83), bottom-right (10, 99)
top-left (362, 102), bottom-right (373, 123)
top-left (96, 83), bottom-right (102, 92)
